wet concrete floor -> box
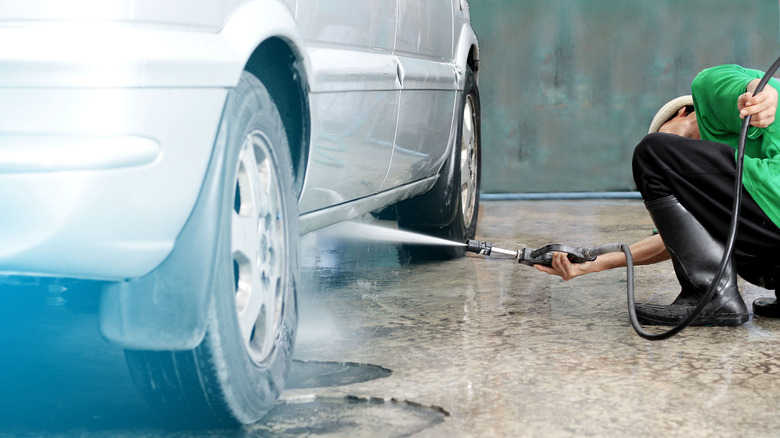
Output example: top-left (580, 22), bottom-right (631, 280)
top-left (293, 199), bottom-right (780, 437)
top-left (3, 199), bottom-right (780, 436)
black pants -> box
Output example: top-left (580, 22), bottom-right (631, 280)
top-left (632, 133), bottom-right (780, 289)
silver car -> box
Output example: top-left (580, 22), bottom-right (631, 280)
top-left (0, 0), bottom-right (481, 425)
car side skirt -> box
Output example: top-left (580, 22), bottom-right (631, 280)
top-left (299, 176), bottom-right (438, 235)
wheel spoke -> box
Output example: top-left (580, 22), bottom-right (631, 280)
top-left (232, 214), bottom-right (258, 264)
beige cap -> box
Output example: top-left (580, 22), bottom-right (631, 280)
top-left (648, 95), bottom-right (694, 134)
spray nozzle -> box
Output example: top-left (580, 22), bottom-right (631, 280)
top-left (465, 240), bottom-right (520, 258)
top-left (465, 239), bottom-right (492, 255)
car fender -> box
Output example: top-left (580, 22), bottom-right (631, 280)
top-left (99, 0), bottom-right (310, 351)
top-left (438, 22), bottom-right (478, 182)
top-left (454, 23), bottom-right (480, 88)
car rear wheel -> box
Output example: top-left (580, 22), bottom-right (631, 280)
top-left (124, 71), bottom-right (299, 427)
top-left (396, 66), bottom-right (481, 260)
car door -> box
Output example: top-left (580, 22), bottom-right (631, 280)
top-left (381, 0), bottom-right (458, 189)
top-left (295, 0), bottom-right (400, 213)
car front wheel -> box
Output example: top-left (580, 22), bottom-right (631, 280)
top-left (124, 71), bottom-right (299, 427)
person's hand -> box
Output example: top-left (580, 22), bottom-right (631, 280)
top-left (739, 79), bottom-right (778, 128)
top-left (533, 252), bottom-right (595, 281)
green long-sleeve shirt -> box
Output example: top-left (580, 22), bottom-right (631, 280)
top-left (691, 64), bottom-right (780, 228)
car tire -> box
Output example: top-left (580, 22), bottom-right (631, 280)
top-left (396, 66), bottom-right (481, 260)
top-left (124, 71), bottom-right (299, 427)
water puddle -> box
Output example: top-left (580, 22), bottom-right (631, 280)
top-left (287, 360), bottom-right (392, 389)
top-left (258, 361), bottom-right (447, 436)
top-left (249, 395), bottom-right (449, 437)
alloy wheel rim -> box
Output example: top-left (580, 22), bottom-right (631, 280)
top-left (460, 95), bottom-right (478, 226)
top-left (232, 131), bottom-right (287, 364)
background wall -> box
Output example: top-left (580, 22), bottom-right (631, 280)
top-left (469, 0), bottom-right (779, 194)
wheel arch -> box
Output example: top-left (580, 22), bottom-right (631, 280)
top-left (455, 23), bottom-right (480, 86)
top-left (244, 37), bottom-right (311, 199)
top-left (218, 0), bottom-right (311, 198)
top-left (467, 44), bottom-right (480, 82)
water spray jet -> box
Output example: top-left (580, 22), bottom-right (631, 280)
top-left (322, 222), bottom-right (466, 247)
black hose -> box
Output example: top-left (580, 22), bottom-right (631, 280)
top-left (625, 56), bottom-right (780, 340)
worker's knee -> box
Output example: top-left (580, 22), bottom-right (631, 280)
top-left (632, 133), bottom-right (687, 196)
top-left (632, 133), bottom-right (667, 195)
top-left (632, 133), bottom-right (672, 167)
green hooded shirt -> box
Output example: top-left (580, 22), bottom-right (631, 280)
top-left (691, 64), bottom-right (780, 228)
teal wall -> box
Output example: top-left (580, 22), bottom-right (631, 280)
top-left (469, 0), bottom-right (779, 193)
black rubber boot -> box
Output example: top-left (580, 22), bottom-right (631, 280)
top-left (751, 265), bottom-right (780, 317)
top-left (753, 294), bottom-right (780, 317)
top-left (635, 195), bottom-right (749, 326)
top-left (730, 254), bottom-right (780, 318)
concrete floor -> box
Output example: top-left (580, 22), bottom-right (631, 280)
top-left (290, 199), bottom-right (780, 437)
top-left (3, 199), bottom-right (780, 437)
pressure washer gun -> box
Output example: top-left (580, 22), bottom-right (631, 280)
top-left (465, 239), bottom-right (624, 267)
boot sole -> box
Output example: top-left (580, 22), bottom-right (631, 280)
top-left (635, 303), bottom-right (749, 327)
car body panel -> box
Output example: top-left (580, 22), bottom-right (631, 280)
top-left (0, 0), bottom-right (309, 89)
top-left (0, 87), bottom-right (226, 279)
top-left (396, 0), bottom-right (454, 60)
top-left (384, 58), bottom-right (458, 189)
top-left (299, 89), bottom-right (399, 213)
top-left (297, 47), bottom-right (399, 213)
top-left (294, 0), bottom-right (399, 213)
top-left (0, 23), bottom-right (238, 88)
top-left (384, 0), bottom-right (457, 191)
top-left (295, 0), bottom-right (396, 51)
top-left (0, 0), bottom-right (232, 29)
